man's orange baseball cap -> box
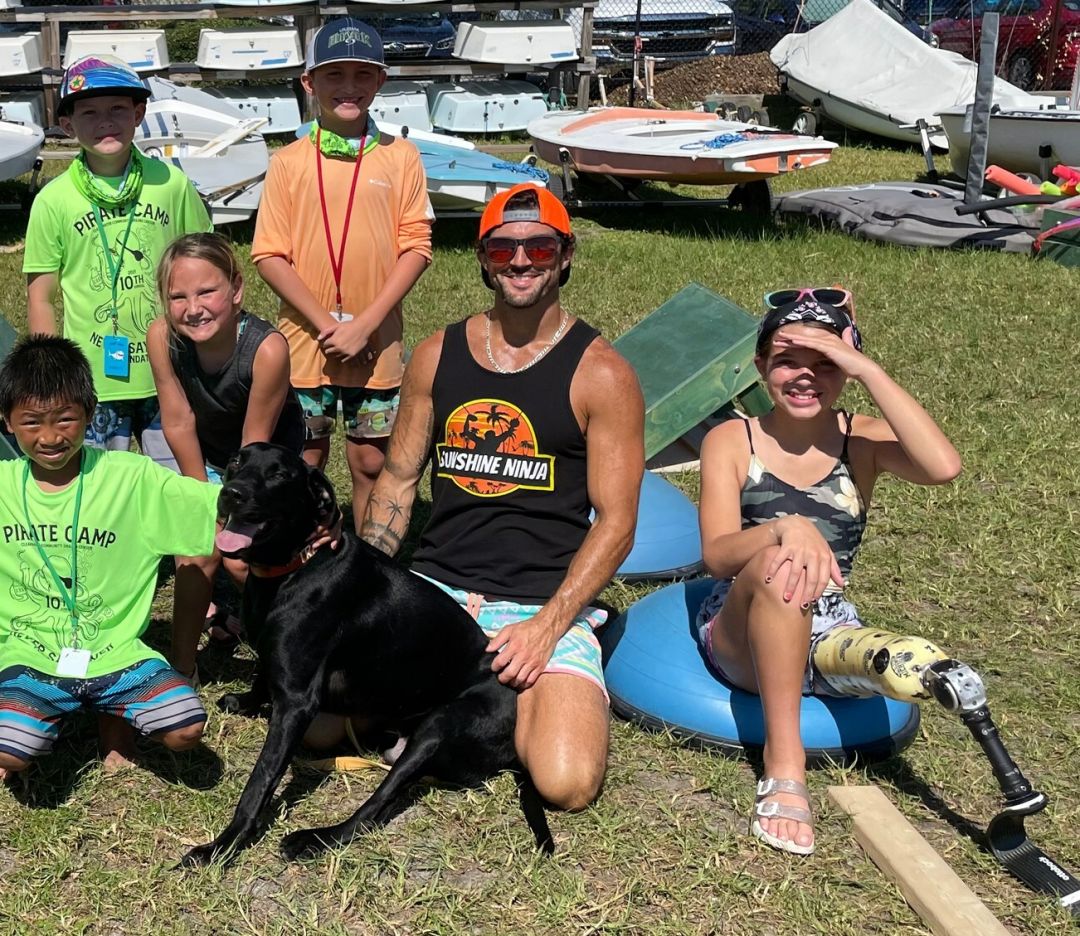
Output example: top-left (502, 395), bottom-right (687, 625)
top-left (479, 183), bottom-right (572, 239)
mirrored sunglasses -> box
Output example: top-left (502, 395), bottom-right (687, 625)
top-left (481, 236), bottom-right (561, 265)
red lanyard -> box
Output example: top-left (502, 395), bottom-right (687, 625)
top-left (316, 127), bottom-right (367, 314)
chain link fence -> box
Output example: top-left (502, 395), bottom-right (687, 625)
top-left (11, 0), bottom-right (1079, 96)
top-left (578, 0), bottom-right (1080, 93)
top-left (571, 0), bottom-right (925, 74)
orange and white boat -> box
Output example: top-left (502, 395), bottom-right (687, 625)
top-left (527, 107), bottom-right (837, 185)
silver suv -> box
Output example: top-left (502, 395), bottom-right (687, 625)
top-left (591, 0), bottom-right (735, 65)
top-left (504, 1), bottom-right (736, 68)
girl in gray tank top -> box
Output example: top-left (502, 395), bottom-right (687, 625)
top-left (147, 233), bottom-right (303, 684)
top-left (696, 295), bottom-right (961, 857)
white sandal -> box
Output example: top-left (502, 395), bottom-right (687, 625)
top-left (751, 777), bottom-right (816, 856)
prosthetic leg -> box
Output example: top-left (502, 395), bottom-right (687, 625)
top-left (813, 627), bottom-right (1080, 915)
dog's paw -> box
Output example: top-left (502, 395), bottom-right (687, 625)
top-left (179, 842), bottom-right (220, 868)
top-left (218, 692), bottom-right (263, 716)
top-left (280, 829), bottom-right (331, 862)
top-left (217, 693), bottom-right (243, 714)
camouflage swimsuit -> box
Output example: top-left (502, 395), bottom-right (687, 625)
top-left (696, 413), bottom-right (867, 696)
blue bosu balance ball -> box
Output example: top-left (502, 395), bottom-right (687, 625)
top-left (615, 471), bottom-right (703, 582)
top-left (601, 578), bottom-right (920, 766)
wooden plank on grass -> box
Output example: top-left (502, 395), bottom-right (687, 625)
top-left (828, 785), bottom-right (1009, 936)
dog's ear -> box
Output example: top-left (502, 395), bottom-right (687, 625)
top-left (305, 464), bottom-right (338, 523)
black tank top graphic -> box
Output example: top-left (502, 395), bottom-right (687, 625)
top-left (411, 317), bottom-right (600, 603)
top-left (169, 312), bottom-right (305, 472)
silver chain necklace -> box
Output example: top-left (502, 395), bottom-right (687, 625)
top-left (485, 310), bottom-right (570, 374)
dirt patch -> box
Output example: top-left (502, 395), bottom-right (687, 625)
top-left (444, 864), bottom-right (498, 891)
top-left (608, 53), bottom-right (781, 107)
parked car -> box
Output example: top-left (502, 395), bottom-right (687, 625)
top-left (366, 12), bottom-right (457, 60)
top-left (556, 0), bottom-right (735, 68)
top-left (929, 0), bottom-right (1080, 88)
top-left (731, 0), bottom-right (799, 52)
top-left (903, 0), bottom-right (967, 26)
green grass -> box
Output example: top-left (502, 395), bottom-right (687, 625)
top-left (1, 142), bottom-right (1078, 934)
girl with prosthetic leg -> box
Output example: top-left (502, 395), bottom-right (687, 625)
top-left (697, 292), bottom-right (962, 855)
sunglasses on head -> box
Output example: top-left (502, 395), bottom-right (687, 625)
top-left (481, 235), bottom-right (562, 265)
top-left (764, 287), bottom-right (853, 312)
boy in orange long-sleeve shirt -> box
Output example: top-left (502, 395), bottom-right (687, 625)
top-left (252, 17), bottom-right (432, 523)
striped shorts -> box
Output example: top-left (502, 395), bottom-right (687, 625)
top-left (0, 659), bottom-right (206, 762)
top-left (416, 574), bottom-right (609, 700)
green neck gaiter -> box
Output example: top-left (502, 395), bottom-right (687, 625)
top-left (69, 147), bottom-right (145, 209)
top-left (310, 119), bottom-right (381, 159)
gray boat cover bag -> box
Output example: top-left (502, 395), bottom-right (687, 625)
top-left (775, 182), bottom-right (1035, 253)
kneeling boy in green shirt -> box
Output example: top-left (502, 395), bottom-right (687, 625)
top-left (0, 336), bottom-right (220, 777)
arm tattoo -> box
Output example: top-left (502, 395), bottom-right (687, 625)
top-left (365, 522), bottom-right (403, 556)
top-left (385, 498), bottom-right (405, 525)
top-left (361, 493), bottom-right (409, 556)
top-left (361, 401), bottom-right (431, 554)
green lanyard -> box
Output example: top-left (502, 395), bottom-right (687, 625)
top-left (21, 455), bottom-right (85, 647)
top-left (91, 202), bottom-right (138, 336)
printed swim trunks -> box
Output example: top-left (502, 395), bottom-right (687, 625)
top-left (416, 573), bottom-right (608, 699)
top-left (295, 385), bottom-right (399, 441)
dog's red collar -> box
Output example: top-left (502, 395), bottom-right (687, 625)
top-left (248, 540), bottom-right (325, 578)
top-left (247, 506), bottom-right (342, 579)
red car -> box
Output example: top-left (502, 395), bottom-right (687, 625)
top-left (930, 0), bottom-right (1080, 89)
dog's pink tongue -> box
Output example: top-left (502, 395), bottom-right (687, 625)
top-left (216, 529), bottom-right (253, 553)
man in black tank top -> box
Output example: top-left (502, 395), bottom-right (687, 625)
top-left (361, 185), bottom-right (644, 812)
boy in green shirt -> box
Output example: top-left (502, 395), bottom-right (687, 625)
top-left (0, 336), bottom-right (220, 777)
top-left (23, 55), bottom-right (212, 468)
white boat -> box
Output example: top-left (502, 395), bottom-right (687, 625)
top-left (0, 91), bottom-right (44, 128)
top-left (528, 107), bottom-right (836, 185)
top-left (427, 80), bottom-right (548, 133)
top-left (0, 32), bottom-right (41, 76)
top-left (453, 21), bottom-right (577, 65)
top-left (138, 77), bottom-right (269, 226)
top-left (0, 119), bottom-right (42, 181)
top-left (196, 28), bottom-right (302, 71)
top-left (63, 30), bottom-right (169, 73)
top-left (206, 86), bottom-right (301, 134)
top-left (372, 81), bottom-right (432, 133)
top-left (770, 0), bottom-right (1042, 148)
top-left (937, 105), bottom-right (1080, 176)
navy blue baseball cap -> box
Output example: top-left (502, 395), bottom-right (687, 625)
top-left (305, 18), bottom-right (386, 71)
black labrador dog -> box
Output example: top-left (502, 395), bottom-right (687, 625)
top-left (182, 442), bottom-right (553, 866)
